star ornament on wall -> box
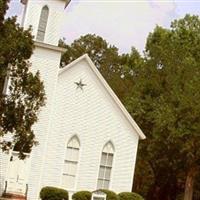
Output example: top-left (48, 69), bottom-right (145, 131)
top-left (74, 79), bottom-right (87, 90)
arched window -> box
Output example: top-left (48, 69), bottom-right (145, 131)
top-left (62, 136), bottom-right (80, 189)
top-left (36, 5), bottom-right (49, 42)
top-left (97, 142), bottom-right (114, 189)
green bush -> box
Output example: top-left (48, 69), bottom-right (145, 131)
top-left (118, 192), bottom-right (144, 200)
top-left (72, 191), bottom-right (92, 200)
top-left (95, 189), bottom-right (118, 200)
top-left (40, 186), bottom-right (68, 200)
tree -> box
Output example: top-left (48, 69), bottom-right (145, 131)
top-left (0, 0), bottom-right (45, 159)
top-left (127, 15), bottom-right (200, 200)
top-left (60, 34), bottom-right (143, 103)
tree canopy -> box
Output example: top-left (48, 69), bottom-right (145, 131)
top-left (1, 2), bottom-right (199, 198)
top-left (60, 21), bottom-right (200, 198)
top-left (60, 34), bottom-right (143, 103)
top-left (128, 14), bottom-right (200, 200)
top-left (0, 0), bottom-right (45, 158)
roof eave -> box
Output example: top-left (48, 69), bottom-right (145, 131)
top-left (64, 0), bottom-right (71, 8)
top-left (59, 54), bottom-right (146, 140)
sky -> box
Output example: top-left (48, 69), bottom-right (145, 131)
top-left (7, 0), bottom-right (200, 54)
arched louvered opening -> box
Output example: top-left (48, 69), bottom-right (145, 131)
top-left (36, 5), bottom-right (49, 42)
top-left (62, 136), bottom-right (80, 189)
top-left (97, 141), bottom-right (114, 189)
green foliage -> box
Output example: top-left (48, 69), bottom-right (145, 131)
top-left (132, 158), bottom-right (154, 197)
top-left (72, 191), bottom-right (92, 200)
top-left (59, 34), bottom-right (119, 69)
top-left (40, 186), bottom-right (68, 200)
top-left (118, 192), bottom-right (144, 200)
top-left (59, 34), bottom-right (121, 95)
top-left (95, 189), bottom-right (118, 200)
top-left (0, 0), bottom-right (8, 25)
top-left (59, 34), bottom-right (143, 103)
top-left (127, 14), bottom-right (200, 199)
top-left (0, 0), bottom-right (45, 158)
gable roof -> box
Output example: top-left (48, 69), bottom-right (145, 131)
top-left (64, 0), bottom-right (71, 8)
top-left (59, 54), bottom-right (146, 140)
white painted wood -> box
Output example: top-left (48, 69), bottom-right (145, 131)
top-left (7, 152), bottom-right (30, 194)
top-left (21, 0), bottom-right (66, 46)
top-left (59, 55), bottom-right (145, 140)
top-left (92, 191), bottom-right (107, 200)
top-left (0, 1), bottom-right (145, 199)
top-left (40, 58), bottom-right (140, 194)
top-left (0, 53), bottom-right (142, 199)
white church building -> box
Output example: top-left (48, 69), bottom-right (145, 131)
top-left (0, 0), bottom-right (145, 199)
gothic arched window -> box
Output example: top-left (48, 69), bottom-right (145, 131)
top-left (62, 136), bottom-right (80, 189)
top-left (97, 142), bottom-right (114, 189)
top-left (36, 5), bottom-right (49, 42)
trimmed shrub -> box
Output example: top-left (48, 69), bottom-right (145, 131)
top-left (95, 189), bottom-right (119, 200)
top-left (118, 192), bottom-right (144, 200)
top-left (72, 191), bottom-right (92, 200)
top-left (40, 186), bottom-right (68, 200)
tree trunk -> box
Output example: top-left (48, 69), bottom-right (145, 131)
top-left (146, 178), bottom-right (177, 200)
top-left (184, 167), bottom-right (198, 200)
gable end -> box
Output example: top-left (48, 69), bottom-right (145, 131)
top-left (59, 54), bottom-right (146, 140)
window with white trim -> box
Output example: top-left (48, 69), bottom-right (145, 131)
top-left (97, 142), bottom-right (114, 189)
top-left (62, 136), bottom-right (80, 189)
top-left (2, 75), bottom-right (9, 95)
top-left (36, 5), bottom-right (49, 42)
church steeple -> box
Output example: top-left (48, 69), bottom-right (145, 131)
top-left (20, 0), bottom-right (70, 46)
top-left (17, 1), bottom-right (69, 199)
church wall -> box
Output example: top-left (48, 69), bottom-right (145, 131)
top-left (0, 151), bottom-right (9, 196)
top-left (26, 46), bottom-right (62, 200)
top-left (0, 132), bottom-right (18, 195)
top-left (0, 56), bottom-right (140, 200)
top-left (0, 0), bottom-right (66, 199)
top-left (40, 59), bottom-right (139, 197)
top-left (22, 0), bottom-right (65, 46)
top-left (1, 0), bottom-right (142, 196)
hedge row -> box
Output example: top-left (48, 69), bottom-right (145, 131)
top-left (118, 192), bottom-right (144, 200)
top-left (72, 191), bottom-right (92, 200)
top-left (40, 186), bottom-right (68, 200)
top-left (40, 186), bottom-right (144, 200)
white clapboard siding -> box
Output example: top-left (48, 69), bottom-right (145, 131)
top-left (0, 1), bottom-right (145, 200)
